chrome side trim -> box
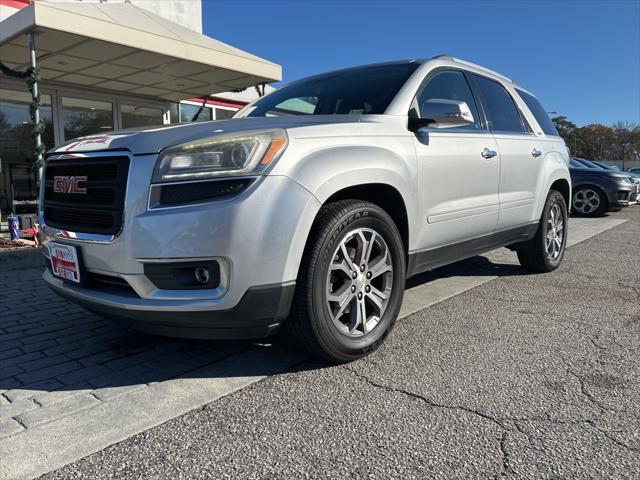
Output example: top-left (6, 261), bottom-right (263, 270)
top-left (40, 150), bottom-right (134, 244)
top-left (41, 224), bottom-right (118, 244)
top-left (136, 256), bottom-right (225, 263)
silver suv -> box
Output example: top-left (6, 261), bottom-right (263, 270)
top-left (42, 56), bottom-right (571, 362)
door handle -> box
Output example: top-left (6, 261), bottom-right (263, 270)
top-left (532, 148), bottom-right (543, 157)
top-left (481, 148), bottom-right (498, 159)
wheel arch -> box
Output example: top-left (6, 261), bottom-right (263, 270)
top-left (323, 183), bottom-right (410, 255)
top-left (281, 145), bottom-right (417, 286)
top-left (536, 165), bottom-right (571, 219)
top-left (550, 178), bottom-right (570, 208)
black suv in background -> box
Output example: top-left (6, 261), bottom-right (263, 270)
top-left (569, 158), bottom-right (639, 216)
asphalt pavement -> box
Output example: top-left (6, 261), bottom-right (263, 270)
top-left (40, 208), bottom-right (640, 479)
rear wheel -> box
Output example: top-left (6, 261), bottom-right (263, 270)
top-left (572, 186), bottom-right (607, 216)
top-left (287, 200), bottom-right (405, 363)
top-left (517, 190), bottom-right (568, 273)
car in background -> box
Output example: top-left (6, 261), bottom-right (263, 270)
top-left (569, 158), bottom-right (639, 215)
top-left (626, 171), bottom-right (640, 203)
top-left (621, 167), bottom-right (640, 190)
top-left (598, 163), bottom-right (640, 203)
top-left (572, 157), bottom-right (640, 204)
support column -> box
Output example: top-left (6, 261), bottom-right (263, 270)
top-left (27, 31), bottom-right (43, 166)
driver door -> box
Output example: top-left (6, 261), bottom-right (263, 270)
top-left (411, 69), bottom-right (500, 254)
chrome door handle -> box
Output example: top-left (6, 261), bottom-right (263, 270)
top-left (481, 148), bottom-right (498, 159)
top-left (532, 148), bottom-right (543, 157)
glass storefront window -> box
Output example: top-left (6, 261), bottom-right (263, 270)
top-left (168, 102), bottom-right (180, 124)
top-left (180, 103), bottom-right (212, 123)
top-left (0, 89), bottom-right (54, 214)
top-left (121, 104), bottom-right (164, 129)
top-left (215, 107), bottom-right (235, 120)
top-left (62, 97), bottom-right (113, 140)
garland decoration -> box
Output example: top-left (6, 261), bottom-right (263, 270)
top-left (0, 61), bottom-right (45, 165)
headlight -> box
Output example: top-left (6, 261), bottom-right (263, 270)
top-left (152, 129), bottom-right (287, 183)
top-left (605, 174), bottom-right (627, 182)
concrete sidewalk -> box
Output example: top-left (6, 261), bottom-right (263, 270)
top-left (0, 214), bottom-right (634, 479)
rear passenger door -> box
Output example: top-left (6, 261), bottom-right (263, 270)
top-left (470, 74), bottom-right (547, 229)
top-left (411, 69), bottom-right (500, 251)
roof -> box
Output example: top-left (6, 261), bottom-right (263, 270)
top-left (0, 1), bottom-right (281, 101)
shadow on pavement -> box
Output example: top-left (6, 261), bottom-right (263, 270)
top-left (2, 252), bottom-right (518, 399)
top-left (1, 292), bottom-right (315, 399)
top-left (406, 253), bottom-right (525, 290)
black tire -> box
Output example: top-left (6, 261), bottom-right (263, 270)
top-left (517, 190), bottom-right (568, 273)
top-left (286, 200), bottom-right (406, 363)
top-left (571, 186), bottom-right (607, 217)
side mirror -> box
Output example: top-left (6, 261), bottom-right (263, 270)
top-left (408, 99), bottom-right (474, 131)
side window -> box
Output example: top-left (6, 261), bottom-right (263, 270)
top-left (416, 70), bottom-right (481, 131)
top-left (516, 89), bottom-right (559, 136)
top-left (472, 75), bottom-right (525, 133)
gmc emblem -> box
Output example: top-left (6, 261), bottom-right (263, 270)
top-left (53, 176), bottom-right (88, 194)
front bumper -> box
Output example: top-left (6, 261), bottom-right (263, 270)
top-left (41, 152), bottom-right (321, 337)
top-left (630, 183), bottom-right (640, 204)
top-left (44, 270), bottom-right (295, 338)
top-left (604, 180), bottom-right (637, 208)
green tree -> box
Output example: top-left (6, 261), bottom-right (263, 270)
top-left (552, 116), bottom-right (579, 153)
top-left (551, 115), bottom-right (640, 169)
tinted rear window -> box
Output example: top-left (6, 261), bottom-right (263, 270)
top-left (237, 63), bottom-right (419, 117)
top-left (516, 89), bottom-right (559, 136)
top-left (472, 75), bottom-right (525, 133)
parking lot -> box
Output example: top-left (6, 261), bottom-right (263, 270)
top-left (0, 208), bottom-right (638, 479)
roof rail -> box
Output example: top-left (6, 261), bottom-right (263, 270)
top-left (432, 54), bottom-right (454, 60)
top-left (430, 55), bottom-right (513, 83)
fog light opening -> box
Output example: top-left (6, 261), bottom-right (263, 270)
top-left (194, 267), bottom-right (210, 285)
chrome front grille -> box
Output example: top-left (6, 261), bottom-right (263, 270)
top-left (43, 155), bottom-right (129, 236)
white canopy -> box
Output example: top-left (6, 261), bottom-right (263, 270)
top-left (0, 1), bottom-right (281, 101)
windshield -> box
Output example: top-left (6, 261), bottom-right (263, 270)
top-left (569, 159), bottom-right (585, 168)
top-left (235, 63), bottom-right (419, 118)
top-left (572, 157), bottom-right (603, 169)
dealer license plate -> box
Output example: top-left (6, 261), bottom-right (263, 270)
top-left (48, 242), bottom-right (81, 283)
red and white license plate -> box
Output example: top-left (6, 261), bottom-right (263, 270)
top-left (48, 242), bottom-right (81, 283)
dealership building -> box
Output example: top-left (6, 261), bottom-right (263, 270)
top-left (0, 0), bottom-right (280, 216)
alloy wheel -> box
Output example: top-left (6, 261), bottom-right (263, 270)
top-left (573, 189), bottom-right (600, 214)
top-left (325, 228), bottom-right (393, 336)
top-left (546, 203), bottom-right (564, 260)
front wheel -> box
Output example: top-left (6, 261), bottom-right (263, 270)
top-left (572, 186), bottom-right (607, 216)
top-left (517, 190), bottom-right (568, 273)
top-left (287, 200), bottom-right (406, 363)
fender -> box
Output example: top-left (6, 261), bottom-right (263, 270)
top-left (277, 143), bottom-right (419, 281)
top-left (536, 150), bottom-right (571, 219)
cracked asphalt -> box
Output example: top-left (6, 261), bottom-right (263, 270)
top-left (42, 208), bottom-right (639, 479)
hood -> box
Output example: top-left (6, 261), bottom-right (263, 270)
top-left (570, 167), bottom-right (629, 179)
top-left (48, 115), bottom-right (362, 156)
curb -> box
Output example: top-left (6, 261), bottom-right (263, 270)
top-left (0, 247), bottom-right (46, 272)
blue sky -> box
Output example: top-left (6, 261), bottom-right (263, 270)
top-left (203, 0), bottom-right (640, 127)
